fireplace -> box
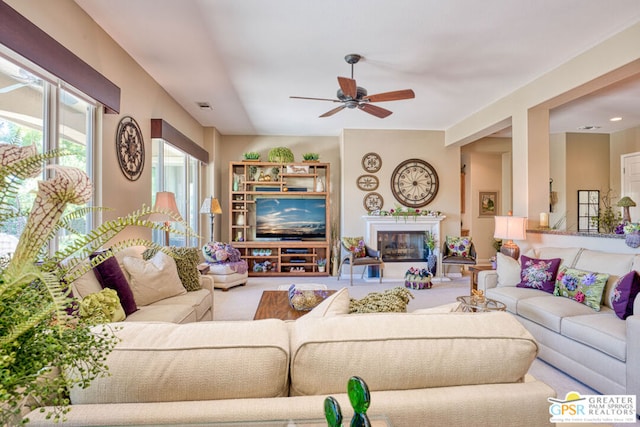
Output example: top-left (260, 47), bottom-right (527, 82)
top-left (378, 231), bottom-right (425, 262)
top-left (363, 215), bottom-right (447, 280)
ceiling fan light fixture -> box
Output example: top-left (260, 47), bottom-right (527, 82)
top-left (610, 116), bottom-right (623, 122)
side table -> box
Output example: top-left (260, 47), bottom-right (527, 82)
top-left (467, 264), bottom-right (494, 293)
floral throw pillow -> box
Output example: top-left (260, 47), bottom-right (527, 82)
top-left (446, 236), bottom-right (472, 257)
top-left (517, 255), bottom-right (561, 293)
top-left (554, 266), bottom-right (609, 311)
top-left (610, 270), bottom-right (640, 320)
top-left (341, 237), bottom-right (366, 258)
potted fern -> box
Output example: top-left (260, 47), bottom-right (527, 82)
top-left (0, 144), bottom-right (186, 424)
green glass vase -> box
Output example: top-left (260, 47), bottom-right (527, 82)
top-left (348, 376), bottom-right (371, 427)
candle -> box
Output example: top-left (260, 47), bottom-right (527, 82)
top-left (540, 212), bottom-right (549, 228)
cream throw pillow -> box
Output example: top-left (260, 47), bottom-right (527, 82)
top-left (122, 251), bottom-right (186, 306)
top-left (303, 287), bottom-right (350, 318)
top-left (496, 252), bottom-right (521, 287)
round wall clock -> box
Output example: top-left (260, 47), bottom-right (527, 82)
top-left (361, 152), bottom-right (382, 173)
top-left (116, 116), bottom-right (145, 181)
top-left (363, 192), bottom-right (384, 212)
top-left (356, 174), bottom-right (379, 191)
top-left (390, 158), bottom-right (439, 208)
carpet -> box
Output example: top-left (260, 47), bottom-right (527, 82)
top-left (212, 274), bottom-right (631, 427)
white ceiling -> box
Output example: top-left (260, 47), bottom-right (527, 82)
top-left (74, 0), bottom-right (640, 137)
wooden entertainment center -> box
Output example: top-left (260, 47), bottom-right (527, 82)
top-left (228, 161), bottom-right (330, 277)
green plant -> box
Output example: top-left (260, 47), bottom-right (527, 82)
top-left (317, 258), bottom-right (327, 267)
top-left (591, 189), bottom-right (622, 233)
top-left (267, 147), bottom-right (294, 163)
top-left (242, 151), bottom-right (260, 160)
top-left (492, 238), bottom-right (502, 253)
top-left (0, 144), bottom-right (189, 424)
top-left (424, 232), bottom-right (435, 251)
top-left (303, 153), bottom-right (320, 161)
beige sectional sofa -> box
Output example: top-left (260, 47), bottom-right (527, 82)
top-left (71, 246), bottom-right (214, 323)
top-left (25, 311), bottom-right (555, 426)
top-left (477, 247), bottom-right (640, 417)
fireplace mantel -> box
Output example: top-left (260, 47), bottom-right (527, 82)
top-left (362, 215), bottom-right (448, 281)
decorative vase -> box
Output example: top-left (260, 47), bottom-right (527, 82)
top-left (425, 248), bottom-right (437, 276)
top-left (318, 265), bottom-right (326, 273)
top-left (236, 212), bottom-right (245, 226)
top-left (315, 178), bottom-right (325, 192)
top-left (625, 231), bottom-right (640, 248)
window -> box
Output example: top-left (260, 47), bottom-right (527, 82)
top-left (577, 190), bottom-right (599, 232)
top-left (151, 138), bottom-right (200, 247)
top-left (0, 50), bottom-right (97, 254)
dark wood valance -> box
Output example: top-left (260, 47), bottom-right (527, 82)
top-left (151, 119), bottom-right (209, 164)
top-left (0, 2), bottom-right (121, 114)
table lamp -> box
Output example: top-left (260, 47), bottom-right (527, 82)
top-left (200, 196), bottom-right (222, 242)
top-left (494, 214), bottom-right (527, 260)
top-left (149, 191), bottom-right (183, 245)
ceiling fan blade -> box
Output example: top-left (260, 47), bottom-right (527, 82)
top-left (337, 77), bottom-right (357, 99)
top-left (0, 83), bottom-right (28, 94)
top-left (359, 103), bottom-right (393, 118)
top-left (364, 89), bottom-right (415, 102)
top-left (290, 96), bottom-right (340, 102)
top-left (319, 105), bottom-right (346, 118)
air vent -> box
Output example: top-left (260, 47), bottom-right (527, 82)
top-left (577, 125), bottom-right (601, 130)
top-left (196, 102), bottom-right (212, 110)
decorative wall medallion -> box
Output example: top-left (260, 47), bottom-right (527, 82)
top-left (115, 116), bottom-right (145, 181)
top-left (361, 152), bottom-right (382, 173)
top-left (363, 192), bottom-right (384, 212)
top-left (356, 174), bottom-right (379, 191)
top-left (390, 158), bottom-right (439, 208)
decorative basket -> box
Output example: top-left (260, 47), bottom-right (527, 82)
top-left (404, 274), bottom-right (432, 290)
top-left (287, 284), bottom-right (330, 311)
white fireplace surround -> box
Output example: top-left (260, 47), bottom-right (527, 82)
top-left (363, 215), bottom-right (448, 281)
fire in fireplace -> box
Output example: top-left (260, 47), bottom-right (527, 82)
top-left (377, 231), bottom-right (425, 262)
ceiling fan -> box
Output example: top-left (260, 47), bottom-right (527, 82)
top-left (290, 54), bottom-right (415, 118)
top-left (0, 69), bottom-right (42, 94)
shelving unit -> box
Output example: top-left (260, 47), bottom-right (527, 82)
top-left (228, 161), bottom-right (330, 277)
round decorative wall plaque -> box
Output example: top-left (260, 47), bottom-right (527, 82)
top-left (356, 174), bottom-right (379, 191)
top-left (361, 152), bottom-right (382, 173)
top-left (390, 158), bottom-right (439, 208)
top-left (115, 116), bottom-right (145, 181)
top-left (363, 192), bottom-right (384, 212)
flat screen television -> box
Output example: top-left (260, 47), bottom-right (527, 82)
top-left (255, 197), bottom-right (326, 240)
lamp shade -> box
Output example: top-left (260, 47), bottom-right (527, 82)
top-left (200, 196), bottom-right (222, 215)
top-left (494, 216), bottom-right (527, 241)
top-left (149, 191), bottom-right (183, 222)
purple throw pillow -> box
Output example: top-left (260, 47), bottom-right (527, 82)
top-left (91, 251), bottom-right (138, 315)
top-left (610, 270), bottom-right (640, 320)
top-left (517, 255), bottom-right (561, 293)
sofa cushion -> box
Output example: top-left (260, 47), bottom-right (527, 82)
top-left (534, 247), bottom-right (582, 269)
top-left (517, 255), bottom-right (561, 293)
top-left (124, 304), bottom-right (196, 324)
top-left (341, 236), bottom-right (365, 258)
top-left (446, 236), bottom-right (472, 257)
top-left (485, 286), bottom-right (543, 313)
top-left (517, 295), bottom-right (597, 333)
top-left (153, 288), bottom-right (212, 321)
top-left (610, 270), bottom-right (640, 320)
top-left (554, 267), bottom-right (608, 311)
top-left (573, 249), bottom-right (634, 310)
top-left (78, 288), bottom-right (126, 323)
top-left (496, 252), bottom-right (521, 287)
top-left (122, 251), bottom-right (187, 306)
top-left (71, 263), bottom-right (103, 298)
top-left (69, 320), bottom-right (290, 404)
top-left (289, 312), bottom-right (538, 396)
top-left (560, 311), bottom-right (626, 362)
top-left (91, 251), bottom-right (138, 315)
top-left (144, 247), bottom-right (202, 291)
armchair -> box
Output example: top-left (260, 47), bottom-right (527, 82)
top-left (337, 237), bottom-right (384, 285)
top-left (441, 236), bottom-right (477, 276)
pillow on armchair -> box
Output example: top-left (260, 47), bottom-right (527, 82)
top-left (341, 236), bottom-right (366, 258)
top-left (445, 236), bottom-right (472, 257)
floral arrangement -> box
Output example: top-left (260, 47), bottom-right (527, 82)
top-left (424, 232), bottom-right (436, 251)
top-left (623, 222), bottom-right (640, 234)
top-left (404, 266), bottom-right (433, 290)
top-left (371, 205), bottom-right (442, 221)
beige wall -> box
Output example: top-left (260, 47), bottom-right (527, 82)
top-left (217, 135), bottom-right (341, 242)
top-left (7, 0), bottom-right (210, 243)
top-left (610, 125), bottom-right (640, 196)
top-left (341, 129), bottom-right (460, 244)
top-left (549, 133), bottom-right (567, 229)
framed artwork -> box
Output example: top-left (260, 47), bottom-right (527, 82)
top-left (479, 191), bottom-right (498, 217)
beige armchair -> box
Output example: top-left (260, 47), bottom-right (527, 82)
top-left (337, 239), bottom-right (384, 285)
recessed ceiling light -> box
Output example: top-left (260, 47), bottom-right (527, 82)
top-left (196, 102), bottom-right (213, 110)
top-left (577, 125), bottom-right (601, 130)
top-left (610, 117), bottom-right (623, 122)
